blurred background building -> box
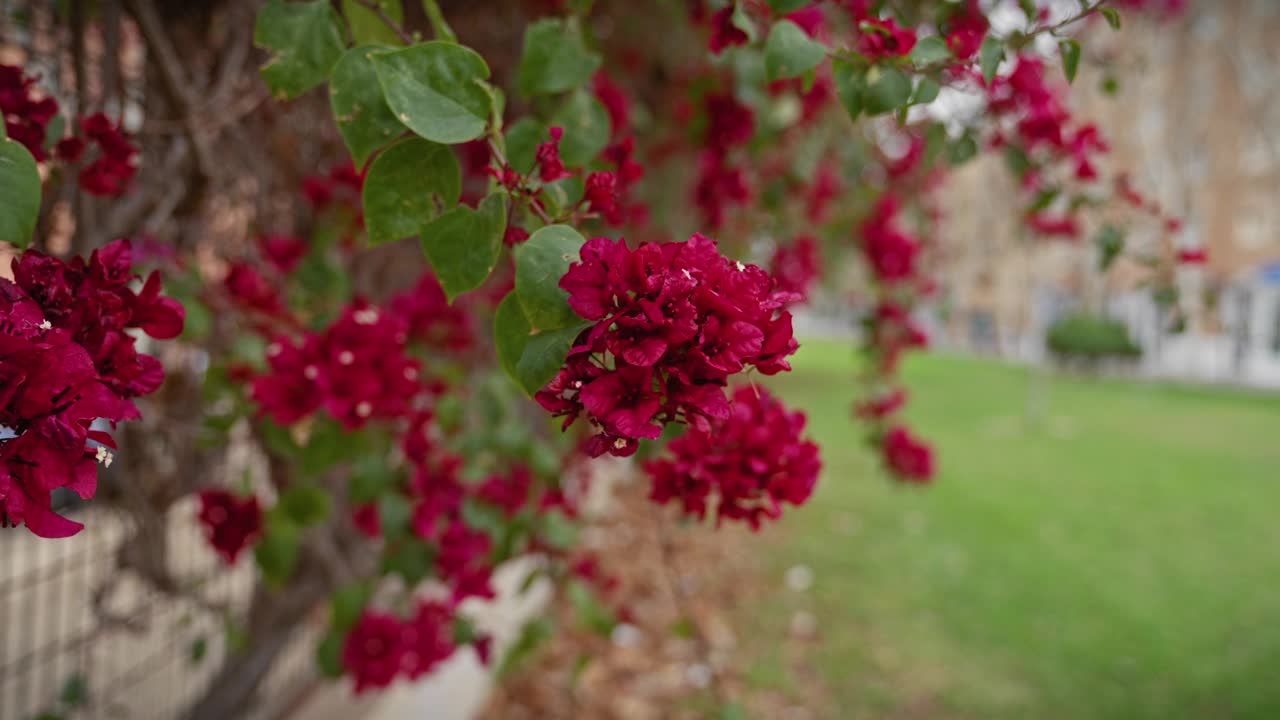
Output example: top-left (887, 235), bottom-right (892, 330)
top-left (934, 0), bottom-right (1280, 386)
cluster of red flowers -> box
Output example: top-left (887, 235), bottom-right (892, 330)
top-left (252, 300), bottom-right (423, 429)
top-left (196, 488), bottom-right (263, 564)
top-left (982, 55), bottom-right (1111, 239)
top-left (769, 234), bottom-right (821, 303)
top-left (855, 15), bottom-right (917, 60)
top-left (856, 196), bottom-right (935, 484)
top-left (538, 233), bottom-right (797, 457)
top-left (303, 161), bottom-right (366, 213)
top-left (693, 92), bottom-right (755, 230)
top-left (2, 65), bottom-right (139, 196)
top-left (1, 66), bottom-right (137, 196)
top-left (0, 64), bottom-right (58, 160)
top-left (942, 0), bottom-right (990, 61)
top-left (646, 386), bottom-right (820, 529)
top-left (65, 113), bottom-right (139, 197)
top-left (0, 240), bottom-right (184, 537)
top-left (342, 599), bottom-right (466, 693)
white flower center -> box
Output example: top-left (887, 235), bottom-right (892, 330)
top-left (355, 401), bottom-right (373, 418)
top-left (337, 350), bottom-right (355, 366)
top-left (95, 447), bottom-right (113, 467)
top-left (735, 261), bottom-right (746, 271)
top-left (404, 367), bottom-right (418, 381)
top-left (38, 319), bottom-right (52, 330)
top-left (267, 342), bottom-right (282, 357)
top-left (303, 365), bottom-right (319, 380)
top-left (353, 308), bottom-right (380, 325)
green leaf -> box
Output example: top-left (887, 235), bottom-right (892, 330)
top-left (254, 0), bottom-right (345, 100)
top-left (504, 117), bottom-right (548, 174)
top-left (1003, 144), bottom-right (1032, 177)
top-left (516, 323), bottom-right (590, 395)
top-left (349, 458), bottom-right (398, 504)
top-left (517, 18), bottom-right (602, 96)
top-left (0, 139), bottom-right (41, 249)
top-left (1095, 224), bottom-right (1126, 271)
top-left (254, 516), bottom-right (300, 588)
top-left (719, 702), bottom-right (749, 720)
top-left (372, 41), bottom-right (493, 144)
top-left (831, 58), bottom-right (864, 122)
top-left (1101, 7), bottom-right (1122, 30)
top-left (767, 0), bottom-right (810, 12)
top-left (947, 134), bottom-right (978, 166)
top-left (567, 579), bottom-right (616, 635)
top-left (277, 483), bottom-right (332, 526)
top-left (911, 76), bottom-right (940, 105)
top-left (514, 224), bottom-right (585, 330)
top-left (549, 90), bottom-right (609, 167)
top-left (59, 674), bottom-right (88, 707)
top-left (862, 65), bottom-right (911, 115)
top-left (43, 115), bottom-right (64, 151)
top-left (377, 492), bottom-right (412, 540)
top-left (910, 36), bottom-right (951, 65)
top-left (330, 581), bottom-right (373, 632)
top-left (420, 191), bottom-right (507, 299)
top-left (316, 629), bottom-right (344, 677)
top-left (363, 137), bottom-right (461, 245)
top-left (1059, 39), bottom-right (1081, 84)
top-left (764, 20), bottom-right (827, 82)
top-left (422, 0), bottom-right (458, 43)
top-left (330, 45), bottom-right (406, 166)
top-left (189, 637), bottom-right (208, 665)
top-left (381, 538), bottom-right (435, 586)
top-left (979, 36), bottom-right (1003, 86)
top-left (342, 0), bottom-right (404, 46)
top-left (494, 294), bottom-right (590, 395)
top-left (497, 618), bottom-right (552, 678)
top-left (494, 293), bottom-right (531, 383)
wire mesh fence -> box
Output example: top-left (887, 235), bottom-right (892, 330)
top-left (0, 498), bottom-right (321, 720)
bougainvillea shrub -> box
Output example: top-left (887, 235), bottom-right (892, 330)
top-left (0, 0), bottom-right (1192, 714)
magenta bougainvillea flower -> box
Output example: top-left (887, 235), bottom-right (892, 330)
top-left (0, 64), bottom-right (58, 161)
top-left (476, 464), bottom-right (532, 517)
top-left (400, 600), bottom-right (457, 680)
top-left (882, 425), bottom-right (935, 483)
top-left (196, 488), bottom-right (263, 565)
top-left (343, 611), bottom-right (408, 693)
top-left (856, 16), bottom-right (917, 60)
top-left (251, 300), bottom-right (422, 430)
top-left (76, 112), bottom-right (139, 197)
top-left (945, 0), bottom-right (989, 60)
top-left (770, 234), bottom-right (821, 303)
top-left (534, 127), bottom-right (571, 183)
top-left (707, 6), bottom-right (748, 55)
top-left (860, 195), bottom-right (922, 283)
top-left (646, 386), bottom-right (820, 529)
top-left (257, 234), bottom-right (308, 275)
top-left (0, 239), bottom-right (183, 536)
top-left (538, 233), bottom-right (798, 457)
top-left (389, 273), bottom-right (474, 353)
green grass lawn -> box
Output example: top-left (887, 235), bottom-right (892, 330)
top-left (749, 340), bottom-right (1280, 720)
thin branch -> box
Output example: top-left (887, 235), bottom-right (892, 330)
top-left (124, 0), bottom-right (216, 182)
top-left (352, 0), bottom-right (414, 45)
